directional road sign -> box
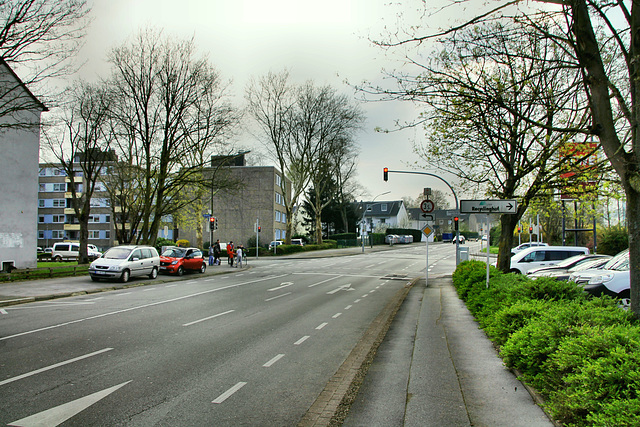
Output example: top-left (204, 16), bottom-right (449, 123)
top-left (460, 199), bottom-right (517, 214)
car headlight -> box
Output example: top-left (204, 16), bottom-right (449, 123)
top-left (588, 273), bottom-right (614, 285)
top-left (171, 260), bottom-right (178, 265)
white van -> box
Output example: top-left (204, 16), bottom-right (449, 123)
top-left (51, 242), bottom-right (101, 261)
top-left (509, 245), bottom-right (589, 274)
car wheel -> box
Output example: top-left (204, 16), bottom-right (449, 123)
top-left (149, 267), bottom-right (158, 279)
top-left (54, 255), bottom-right (62, 262)
top-left (509, 269), bottom-right (521, 274)
top-left (177, 266), bottom-right (184, 276)
top-left (199, 263), bottom-right (206, 274)
top-left (120, 269), bottom-right (130, 283)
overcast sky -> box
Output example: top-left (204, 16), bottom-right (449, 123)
top-left (75, 0), bottom-right (463, 206)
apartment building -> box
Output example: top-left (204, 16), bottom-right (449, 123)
top-left (37, 164), bottom-right (114, 251)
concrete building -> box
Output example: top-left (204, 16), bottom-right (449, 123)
top-left (37, 163), bottom-right (114, 252)
top-left (198, 153), bottom-right (292, 249)
top-left (0, 60), bottom-right (47, 270)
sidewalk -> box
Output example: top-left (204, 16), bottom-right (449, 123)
top-left (342, 276), bottom-right (553, 427)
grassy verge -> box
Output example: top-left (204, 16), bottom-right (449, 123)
top-left (453, 261), bottom-right (640, 427)
top-left (0, 261), bottom-right (89, 282)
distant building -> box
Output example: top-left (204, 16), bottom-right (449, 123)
top-left (0, 60), bottom-right (47, 270)
top-left (37, 157), bottom-right (115, 252)
top-left (193, 152), bottom-right (292, 248)
top-left (353, 200), bottom-right (409, 233)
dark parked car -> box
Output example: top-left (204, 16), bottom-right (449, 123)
top-left (160, 247), bottom-right (206, 276)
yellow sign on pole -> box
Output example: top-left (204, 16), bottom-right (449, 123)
top-left (421, 224), bottom-right (434, 237)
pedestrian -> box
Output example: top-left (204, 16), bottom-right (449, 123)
top-left (208, 244), bottom-right (214, 266)
top-left (227, 241), bottom-right (234, 267)
top-left (213, 240), bottom-right (221, 265)
top-left (236, 245), bottom-right (243, 268)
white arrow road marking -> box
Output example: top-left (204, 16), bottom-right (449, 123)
top-left (326, 284), bottom-right (353, 295)
top-left (0, 308), bottom-right (7, 315)
top-left (8, 381), bottom-right (131, 427)
top-left (268, 282), bottom-right (293, 291)
top-left (0, 348), bottom-right (114, 387)
top-left (212, 382), bottom-right (247, 404)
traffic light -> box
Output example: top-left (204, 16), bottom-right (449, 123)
top-left (258, 226), bottom-right (261, 232)
top-left (529, 226), bottom-right (533, 233)
top-left (517, 226), bottom-right (521, 233)
top-left (454, 216), bottom-right (459, 231)
top-left (383, 167), bottom-right (388, 181)
top-left (209, 216), bottom-right (215, 231)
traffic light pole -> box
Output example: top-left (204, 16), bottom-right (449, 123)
top-left (383, 169), bottom-right (461, 265)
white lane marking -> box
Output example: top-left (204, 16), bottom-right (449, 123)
top-left (354, 299), bottom-right (361, 303)
top-left (362, 294), bottom-right (368, 298)
top-left (326, 284), bottom-right (353, 295)
top-left (183, 310), bottom-right (235, 327)
top-left (0, 308), bottom-right (7, 314)
top-left (369, 290), bottom-right (376, 293)
top-left (316, 322), bottom-right (328, 330)
top-left (268, 282), bottom-right (293, 291)
top-left (307, 276), bottom-right (341, 288)
top-left (263, 354), bottom-right (285, 367)
top-left (344, 305), bottom-right (352, 310)
top-left (8, 381), bottom-right (132, 427)
top-left (296, 272), bottom-right (380, 279)
top-left (294, 336), bottom-right (310, 345)
top-left (42, 301), bottom-right (96, 306)
top-left (0, 348), bottom-right (114, 387)
top-left (265, 292), bottom-right (292, 302)
top-left (115, 292), bottom-right (132, 297)
top-left (1, 274), bottom-right (290, 342)
top-left (165, 284), bottom-right (178, 288)
top-left (0, 298), bottom-right (31, 305)
top-left (332, 313), bottom-right (342, 319)
top-left (364, 264), bottom-right (376, 269)
top-left (142, 288), bottom-right (157, 292)
top-left (212, 382), bottom-right (247, 404)
top-left (204, 278), bottom-right (216, 282)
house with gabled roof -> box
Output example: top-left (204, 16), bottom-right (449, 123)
top-left (353, 200), bottom-right (409, 233)
top-left (0, 59), bottom-right (47, 270)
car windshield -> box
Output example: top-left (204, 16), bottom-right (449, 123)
top-left (552, 255), bottom-right (586, 268)
top-left (162, 248), bottom-right (186, 258)
top-left (568, 258), bottom-right (608, 272)
top-left (602, 250), bottom-right (629, 270)
top-left (103, 247), bottom-right (132, 260)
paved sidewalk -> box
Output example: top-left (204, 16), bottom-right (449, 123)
top-left (343, 276), bottom-right (553, 427)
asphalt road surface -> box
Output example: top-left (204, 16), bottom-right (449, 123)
top-left (0, 243), bottom-right (460, 426)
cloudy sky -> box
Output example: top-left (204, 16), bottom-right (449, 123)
top-left (76, 0), bottom-right (460, 205)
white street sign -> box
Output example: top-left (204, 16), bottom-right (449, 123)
top-left (460, 199), bottom-right (517, 214)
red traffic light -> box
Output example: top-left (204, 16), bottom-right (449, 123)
top-left (258, 226), bottom-right (261, 232)
top-left (383, 167), bottom-right (388, 181)
top-left (454, 216), bottom-right (459, 231)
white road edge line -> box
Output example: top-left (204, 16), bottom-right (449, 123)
top-left (265, 292), bottom-right (292, 302)
top-left (263, 354), bottom-right (285, 367)
top-left (0, 348), bottom-right (114, 387)
top-left (212, 382), bottom-right (247, 404)
top-left (183, 310), bottom-right (235, 327)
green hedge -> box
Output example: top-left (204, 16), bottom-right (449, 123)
top-left (330, 233), bottom-right (357, 240)
top-left (452, 261), bottom-right (640, 426)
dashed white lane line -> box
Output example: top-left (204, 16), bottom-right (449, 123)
top-left (0, 348), bottom-right (114, 387)
top-left (294, 336), bottom-right (310, 345)
top-left (213, 382), bottom-right (247, 404)
top-left (183, 310), bottom-right (235, 327)
top-left (263, 354), bottom-right (285, 367)
top-left (115, 292), bottom-right (132, 297)
top-left (344, 305), bottom-right (352, 310)
top-left (0, 309), bottom-right (7, 315)
top-left (332, 313), bottom-right (342, 319)
top-left (165, 284), bottom-right (178, 288)
top-left (265, 292), bottom-right (292, 302)
top-left (354, 299), bottom-right (361, 303)
top-left (316, 322), bottom-right (328, 330)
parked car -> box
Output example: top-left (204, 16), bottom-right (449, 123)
top-left (269, 241), bottom-right (283, 250)
top-left (89, 245), bottom-right (160, 282)
top-left (452, 235), bottom-right (466, 244)
top-left (508, 245), bottom-right (589, 274)
top-left (527, 254), bottom-right (611, 277)
top-left (385, 234), bottom-right (399, 244)
top-left (528, 255), bottom-right (611, 281)
top-left (511, 242), bottom-right (548, 255)
top-left (160, 246), bottom-right (206, 275)
top-left (51, 242), bottom-right (101, 262)
top-left (291, 239), bottom-right (305, 246)
top-left (570, 249), bottom-right (630, 299)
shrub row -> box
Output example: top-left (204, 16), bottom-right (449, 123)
top-left (452, 261), bottom-right (640, 426)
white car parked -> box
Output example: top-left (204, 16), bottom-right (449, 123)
top-left (509, 245), bottom-right (589, 274)
top-left (570, 249), bottom-right (630, 299)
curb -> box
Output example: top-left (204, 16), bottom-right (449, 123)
top-left (298, 277), bottom-right (418, 426)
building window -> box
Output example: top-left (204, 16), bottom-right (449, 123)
top-left (88, 215), bottom-right (100, 223)
top-left (88, 230), bottom-right (100, 239)
top-left (105, 230), bottom-right (110, 239)
top-left (38, 199), bottom-right (45, 207)
top-left (53, 199), bottom-right (66, 208)
top-left (38, 215), bottom-right (45, 223)
top-left (276, 174), bottom-right (282, 187)
top-left (105, 215), bottom-right (110, 223)
top-left (52, 230), bottom-right (64, 239)
top-left (275, 211), bottom-right (281, 222)
top-left (53, 183), bottom-right (66, 192)
top-left (38, 230), bottom-right (44, 239)
top-left (52, 215), bottom-right (65, 223)
top-left (282, 212), bottom-right (286, 223)
top-left (381, 204), bottom-right (388, 211)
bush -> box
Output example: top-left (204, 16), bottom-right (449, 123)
top-left (451, 261), bottom-right (640, 426)
top-left (598, 225), bottom-right (629, 255)
top-left (330, 233), bottom-right (357, 240)
top-left (176, 239), bottom-right (190, 247)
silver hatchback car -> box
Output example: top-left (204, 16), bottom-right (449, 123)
top-left (89, 245), bottom-right (160, 283)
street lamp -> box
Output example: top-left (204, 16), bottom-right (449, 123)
top-left (361, 191), bottom-right (391, 253)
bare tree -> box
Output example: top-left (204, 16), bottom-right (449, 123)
top-left (0, 0), bottom-right (90, 126)
top-left (104, 28), bottom-right (238, 245)
top-left (42, 81), bottom-right (112, 263)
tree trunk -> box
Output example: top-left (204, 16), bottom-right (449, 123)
top-left (315, 210), bottom-right (323, 244)
top-left (497, 213), bottom-right (518, 272)
top-left (626, 184), bottom-right (640, 314)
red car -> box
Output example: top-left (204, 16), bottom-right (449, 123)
top-left (159, 247), bottom-right (207, 275)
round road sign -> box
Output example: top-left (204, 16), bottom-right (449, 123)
top-left (420, 199), bottom-right (434, 213)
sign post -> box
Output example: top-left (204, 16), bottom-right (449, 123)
top-left (421, 224), bottom-right (435, 285)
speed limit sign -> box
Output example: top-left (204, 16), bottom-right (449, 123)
top-left (420, 199), bottom-right (434, 213)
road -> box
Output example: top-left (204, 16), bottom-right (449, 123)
top-left (0, 242), bottom-right (463, 426)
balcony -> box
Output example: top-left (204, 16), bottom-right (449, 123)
top-left (63, 224), bottom-right (81, 231)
